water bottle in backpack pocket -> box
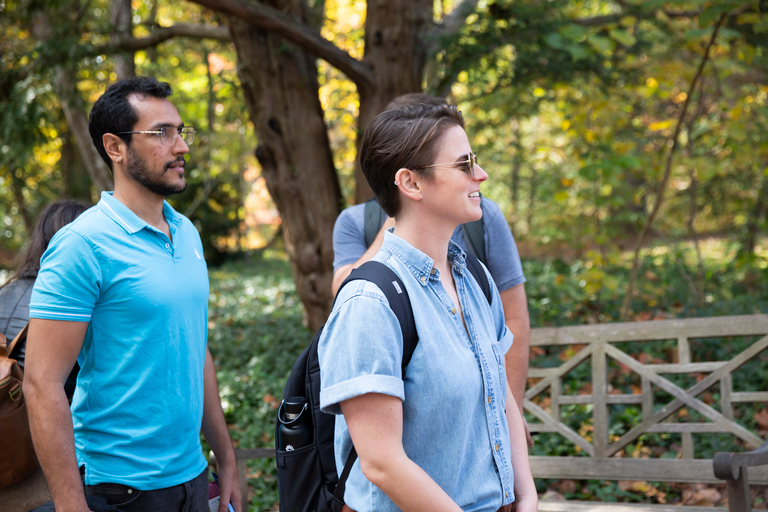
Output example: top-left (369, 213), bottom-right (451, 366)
top-left (278, 397), bottom-right (311, 451)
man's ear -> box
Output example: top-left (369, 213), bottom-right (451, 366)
top-left (395, 168), bottom-right (423, 202)
top-left (102, 133), bottom-right (126, 164)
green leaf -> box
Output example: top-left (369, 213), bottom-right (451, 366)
top-left (560, 23), bottom-right (588, 41)
top-left (566, 44), bottom-right (593, 61)
top-left (588, 34), bottom-right (616, 54)
top-left (684, 28), bottom-right (709, 43)
top-left (609, 28), bottom-right (637, 47)
top-left (698, 4), bottom-right (736, 28)
top-left (544, 32), bottom-right (565, 50)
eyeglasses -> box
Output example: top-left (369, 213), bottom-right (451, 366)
top-left (116, 126), bottom-right (196, 147)
top-left (411, 152), bottom-right (479, 179)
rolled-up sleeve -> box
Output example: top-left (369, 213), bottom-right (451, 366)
top-left (318, 281), bottom-right (405, 415)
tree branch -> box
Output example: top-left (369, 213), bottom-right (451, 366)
top-left (425, 0), bottom-right (480, 96)
top-left (188, 0), bottom-right (375, 89)
top-left (431, 0), bottom-right (479, 38)
top-left (96, 23), bottom-right (231, 53)
top-left (619, 13), bottom-right (727, 320)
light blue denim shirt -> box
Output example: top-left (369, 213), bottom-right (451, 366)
top-left (319, 230), bottom-right (515, 511)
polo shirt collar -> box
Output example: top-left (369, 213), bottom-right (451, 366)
top-left (382, 229), bottom-right (467, 287)
top-left (97, 191), bottom-right (181, 235)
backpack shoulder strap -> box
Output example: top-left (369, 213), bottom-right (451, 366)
top-left (460, 197), bottom-right (486, 265)
top-left (339, 261), bottom-right (418, 366)
top-left (363, 198), bottom-right (387, 249)
top-left (464, 253), bottom-right (492, 306)
top-left (333, 261), bottom-right (418, 503)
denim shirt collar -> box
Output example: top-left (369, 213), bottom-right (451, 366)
top-left (381, 229), bottom-right (468, 286)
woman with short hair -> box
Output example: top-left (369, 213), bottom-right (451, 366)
top-left (319, 104), bottom-right (537, 512)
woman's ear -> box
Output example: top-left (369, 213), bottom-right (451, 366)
top-left (395, 168), bottom-right (423, 202)
top-left (102, 133), bottom-right (126, 164)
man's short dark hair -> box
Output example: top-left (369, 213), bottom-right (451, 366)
top-left (88, 76), bottom-right (172, 171)
top-left (359, 104), bottom-right (465, 217)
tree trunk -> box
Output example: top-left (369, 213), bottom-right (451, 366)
top-left (353, 0), bottom-right (432, 203)
top-left (743, 170), bottom-right (768, 262)
top-left (228, 2), bottom-right (341, 331)
top-left (509, 119), bottom-right (522, 229)
top-left (54, 66), bottom-right (115, 194)
top-left (111, 0), bottom-right (136, 80)
top-left (30, 9), bottom-right (114, 194)
top-left (189, 0), bottom-right (462, 322)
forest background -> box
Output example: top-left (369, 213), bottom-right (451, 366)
top-left (1, 0), bottom-right (768, 509)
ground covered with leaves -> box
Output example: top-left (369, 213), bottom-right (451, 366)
top-left (206, 243), bottom-right (768, 511)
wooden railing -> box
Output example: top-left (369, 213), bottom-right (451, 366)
top-left (528, 314), bottom-right (768, 510)
top-left (223, 314), bottom-right (768, 511)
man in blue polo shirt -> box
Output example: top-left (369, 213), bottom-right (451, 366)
top-left (24, 77), bottom-right (241, 512)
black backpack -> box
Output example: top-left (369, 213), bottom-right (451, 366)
top-left (276, 257), bottom-right (491, 512)
top-left (363, 198), bottom-right (486, 264)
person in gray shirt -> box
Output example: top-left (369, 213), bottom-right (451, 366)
top-left (0, 199), bottom-right (89, 370)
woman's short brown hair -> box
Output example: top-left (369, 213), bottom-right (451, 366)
top-left (359, 104), bottom-right (465, 217)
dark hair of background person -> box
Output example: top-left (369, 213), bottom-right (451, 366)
top-left (359, 104), bottom-right (465, 217)
top-left (385, 93), bottom-right (448, 111)
top-left (88, 76), bottom-right (172, 172)
top-left (1, 199), bottom-right (91, 286)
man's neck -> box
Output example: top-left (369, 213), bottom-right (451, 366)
top-left (113, 184), bottom-right (171, 238)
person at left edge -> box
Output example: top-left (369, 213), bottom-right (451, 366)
top-left (23, 76), bottom-right (241, 512)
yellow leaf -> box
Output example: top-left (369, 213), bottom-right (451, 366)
top-left (649, 120), bottom-right (673, 131)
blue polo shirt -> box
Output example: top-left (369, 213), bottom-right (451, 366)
top-left (30, 191), bottom-right (209, 490)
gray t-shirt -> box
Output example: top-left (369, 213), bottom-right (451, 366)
top-left (0, 277), bottom-right (33, 341)
top-left (0, 277), bottom-right (33, 367)
top-left (332, 197), bottom-right (525, 292)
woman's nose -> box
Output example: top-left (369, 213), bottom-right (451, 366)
top-left (474, 164), bottom-right (488, 182)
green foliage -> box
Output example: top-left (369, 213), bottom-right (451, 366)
top-left (207, 252), bottom-right (311, 510)
top-left (0, 0), bottom-right (258, 264)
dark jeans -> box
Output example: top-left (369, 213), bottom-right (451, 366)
top-left (83, 468), bottom-right (208, 512)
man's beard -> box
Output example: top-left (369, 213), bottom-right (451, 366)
top-left (126, 146), bottom-right (187, 197)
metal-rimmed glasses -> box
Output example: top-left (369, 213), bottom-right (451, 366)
top-left (411, 152), bottom-right (479, 179)
top-left (116, 126), bottom-right (196, 147)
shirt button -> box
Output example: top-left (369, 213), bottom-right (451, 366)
top-left (420, 276), bottom-right (426, 282)
top-left (165, 243), bottom-right (170, 248)
top-left (495, 443), bottom-right (500, 452)
top-left (430, 267), bottom-right (437, 275)
top-left (487, 396), bottom-right (492, 404)
top-left (450, 307), bottom-right (456, 314)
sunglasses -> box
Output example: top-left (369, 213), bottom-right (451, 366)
top-left (411, 152), bottom-right (479, 179)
